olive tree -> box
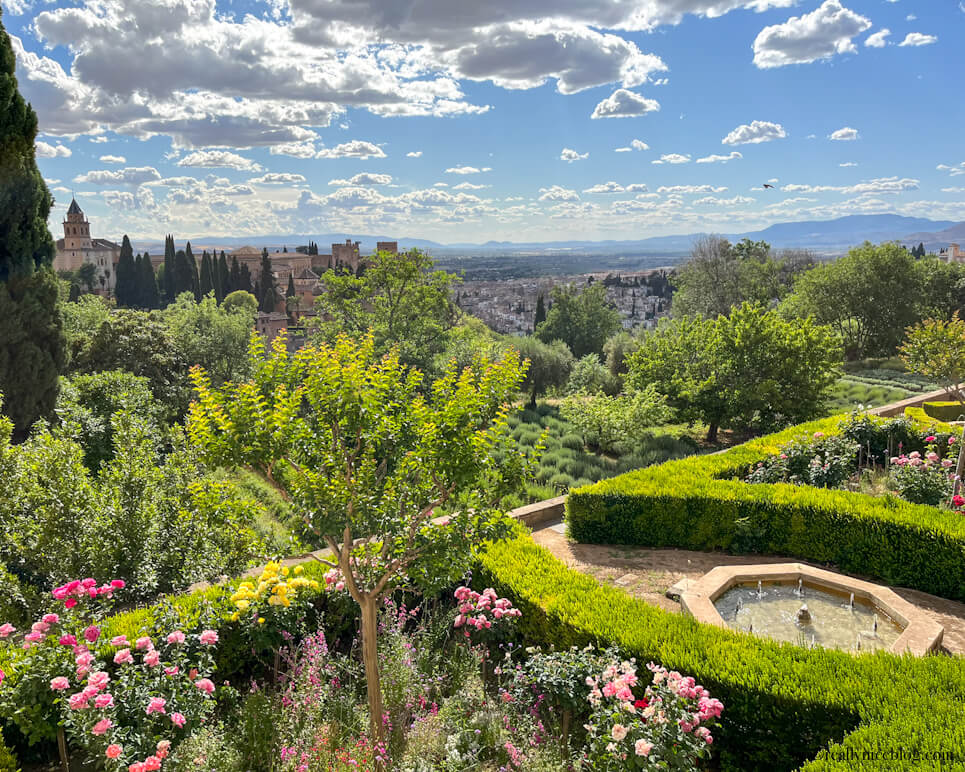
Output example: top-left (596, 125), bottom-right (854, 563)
top-left (900, 314), bottom-right (965, 406)
top-left (186, 332), bottom-right (529, 754)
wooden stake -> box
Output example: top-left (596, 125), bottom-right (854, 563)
top-left (57, 726), bottom-right (69, 772)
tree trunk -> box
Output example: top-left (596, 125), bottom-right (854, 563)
top-left (706, 422), bottom-right (719, 444)
top-left (57, 726), bottom-right (69, 772)
top-left (359, 594), bottom-right (386, 766)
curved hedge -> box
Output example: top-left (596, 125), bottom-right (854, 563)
top-left (922, 401), bottom-right (965, 422)
top-left (477, 533), bottom-right (965, 772)
top-left (567, 415), bottom-right (965, 601)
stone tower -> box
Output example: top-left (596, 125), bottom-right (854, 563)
top-left (62, 197), bottom-right (92, 271)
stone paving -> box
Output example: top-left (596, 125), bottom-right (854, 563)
top-left (531, 520), bottom-right (965, 656)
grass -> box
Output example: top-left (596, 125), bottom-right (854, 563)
top-left (826, 361), bottom-right (939, 416)
top-left (501, 403), bottom-right (697, 506)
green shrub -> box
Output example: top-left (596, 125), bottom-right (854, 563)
top-left (568, 413), bottom-right (965, 601)
top-left (922, 401), bottom-right (965, 422)
top-left (547, 472), bottom-right (574, 490)
top-left (0, 732), bottom-right (18, 772)
top-left (560, 433), bottom-right (584, 450)
top-left (476, 533), bottom-right (965, 772)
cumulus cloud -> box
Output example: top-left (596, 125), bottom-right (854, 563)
top-left (560, 148), bottom-right (589, 162)
top-left (652, 153), bottom-right (691, 164)
top-left (583, 181), bottom-right (626, 194)
top-left (937, 162), bottom-right (965, 177)
top-left (445, 165), bottom-right (491, 174)
top-left (178, 150), bottom-right (263, 171)
top-left (98, 154), bottom-right (126, 163)
top-left (591, 88), bottom-right (659, 119)
top-left (829, 127), bottom-right (859, 141)
top-left (898, 32), bottom-right (937, 47)
top-left (696, 151), bottom-right (742, 163)
top-left (452, 181), bottom-right (487, 190)
top-left (722, 120), bottom-right (787, 145)
top-left (752, 1), bottom-right (872, 69)
top-left (406, 151), bottom-right (423, 157)
top-left (328, 172), bottom-right (393, 186)
top-left (780, 176), bottom-right (919, 194)
top-left (250, 173), bottom-right (309, 184)
top-left (865, 29), bottom-right (890, 47)
top-left (538, 185), bottom-right (579, 202)
top-left (36, 141), bottom-right (71, 158)
top-left (316, 141), bottom-right (386, 159)
top-left (693, 195), bottom-right (755, 206)
top-left (74, 166), bottom-right (162, 186)
top-left (270, 142), bottom-right (318, 158)
top-left (657, 184), bottom-right (727, 194)
top-left (840, 162), bottom-right (858, 167)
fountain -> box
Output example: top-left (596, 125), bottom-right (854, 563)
top-left (679, 563), bottom-right (944, 655)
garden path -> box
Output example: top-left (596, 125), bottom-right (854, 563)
top-left (531, 520), bottom-right (965, 656)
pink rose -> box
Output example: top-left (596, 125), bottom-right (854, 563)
top-left (59, 635), bottom-right (77, 647)
top-left (83, 625), bottom-right (100, 643)
top-left (50, 677), bottom-right (70, 691)
top-left (94, 693), bottom-right (114, 709)
top-left (92, 718), bottom-right (112, 736)
top-left (113, 648), bottom-right (133, 665)
top-left (144, 650), bottom-right (161, 667)
top-left (111, 579), bottom-right (126, 589)
top-left (106, 744), bottom-right (122, 760)
top-left (24, 631), bottom-right (44, 644)
top-left (0, 624), bottom-right (15, 638)
top-left (75, 651), bottom-right (94, 668)
top-left (42, 613), bottom-right (59, 625)
top-left (166, 630), bottom-right (186, 645)
top-left (88, 671), bottom-right (110, 690)
top-left (194, 678), bottom-right (215, 694)
top-left (199, 630), bottom-right (218, 645)
top-left (144, 756), bottom-right (161, 771)
top-left (110, 635), bottom-right (129, 647)
top-left (635, 740), bottom-right (653, 757)
top-left (170, 712), bottom-right (186, 728)
top-left (135, 636), bottom-right (153, 651)
top-left (145, 696), bottom-right (166, 715)
top-left (611, 724), bottom-right (628, 741)
top-left (164, 666), bottom-right (179, 677)
top-left (67, 693), bottom-right (89, 711)
top-left (64, 598), bottom-right (77, 609)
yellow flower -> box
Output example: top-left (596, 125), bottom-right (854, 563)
top-left (281, 566), bottom-right (290, 577)
top-left (258, 618), bottom-right (265, 624)
top-left (294, 565), bottom-right (304, 576)
top-left (268, 596), bottom-right (283, 606)
top-left (236, 600), bottom-right (250, 611)
top-left (230, 612), bottom-right (239, 622)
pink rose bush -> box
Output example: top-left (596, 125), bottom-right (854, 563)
top-left (581, 660), bottom-right (723, 770)
top-left (0, 577), bottom-right (219, 769)
top-left (452, 586), bottom-right (521, 640)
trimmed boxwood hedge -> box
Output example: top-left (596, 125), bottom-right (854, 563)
top-left (922, 401), bottom-right (965, 422)
top-left (476, 533), bottom-right (965, 772)
top-left (567, 414), bottom-right (965, 601)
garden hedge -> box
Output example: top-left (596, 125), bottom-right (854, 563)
top-left (922, 401), bottom-right (965, 422)
top-left (477, 532), bottom-right (965, 771)
top-left (567, 414), bottom-right (965, 601)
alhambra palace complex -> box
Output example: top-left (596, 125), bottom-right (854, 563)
top-left (53, 198), bottom-right (397, 334)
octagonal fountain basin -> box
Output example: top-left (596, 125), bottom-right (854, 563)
top-left (680, 563), bottom-right (944, 655)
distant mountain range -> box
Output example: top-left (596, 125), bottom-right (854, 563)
top-left (133, 214), bottom-right (963, 257)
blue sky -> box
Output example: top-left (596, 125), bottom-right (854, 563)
top-left (5, 0), bottom-right (963, 243)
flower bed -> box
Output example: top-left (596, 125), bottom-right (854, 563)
top-left (476, 532), bottom-right (965, 771)
top-left (566, 413), bottom-right (965, 601)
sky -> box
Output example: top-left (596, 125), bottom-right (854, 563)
top-left (5, 0), bottom-right (964, 244)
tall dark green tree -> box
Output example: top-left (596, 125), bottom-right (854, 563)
top-left (139, 252), bottom-right (159, 309)
top-left (113, 235), bottom-right (136, 307)
top-left (229, 255), bottom-right (241, 293)
top-left (533, 292), bottom-right (546, 332)
top-left (257, 249), bottom-right (276, 312)
top-left (286, 271), bottom-right (296, 298)
top-left (0, 11), bottom-right (66, 438)
top-left (239, 263), bottom-right (253, 295)
top-left (216, 251), bottom-right (229, 302)
top-left (173, 249), bottom-right (193, 300)
top-left (185, 242), bottom-right (200, 300)
top-left (199, 250), bottom-right (214, 298)
top-left (162, 235), bottom-right (176, 305)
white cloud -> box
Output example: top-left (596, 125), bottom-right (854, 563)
top-left (445, 165), bottom-right (491, 174)
top-left (270, 142), bottom-right (318, 159)
top-left (89, 136), bottom-right (108, 143)
top-left (406, 151), bottom-right (423, 157)
top-left (250, 173), bottom-right (309, 184)
top-left (652, 153), bottom-right (690, 165)
top-left (780, 176), bottom-right (919, 194)
top-left (328, 173), bottom-right (393, 186)
top-left (98, 154), bottom-right (126, 163)
top-left (693, 195), bottom-right (755, 206)
top-left (178, 150), bottom-right (263, 171)
top-left (942, 187), bottom-right (965, 194)
top-left (752, 1), bottom-right (872, 68)
top-left (937, 162), bottom-right (965, 177)
top-left (560, 148), bottom-right (589, 162)
top-left (74, 166), bottom-right (161, 186)
top-left (615, 138), bottom-right (650, 152)
top-left (839, 161), bottom-right (858, 167)
top-left (538, 185), bottom-right (579, 202)
top-left (829, 127), bottom-right (859, 141)
top-left (591, 88), bottom-right (660, 119)
top-left (36, 141), bottom-right (71, 158)
top-left (583, 181), bottom-right (626, 194)
top-left (722, 120), bottom-right (787, 145)
top-left (898, 32), bottom-right (937, 47)
top-left (452, 181), bottom-right (487, 190)
top-left (905, 14), bottom-right (916, 22)
top-left (696, 151), bottom-right (742, 163)
top-left (316, 141), bottom-right (386, 159)
top-left (865, 29), bottom-right (890, 48)
top-left (657, 185), bottom-right (727, 193)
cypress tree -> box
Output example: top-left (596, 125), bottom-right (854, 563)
top-left (0, 10), bottom-right (65, 438)
top-left (286, 272), bottom-right (296, 298)
top-left (216, 251), bottom-right (229, 302)
top-left (229, 255), bottom-right (241, 293)
top-left (199, 250), bottom-right (214, 298)
top-left (114, 235), bottom-right (136, 307)
top-left (239, 263), bottom-right (253, 294)
top-left (185, 241), bottom-right (200, 300)
top-left (173, 249), bottom-right (191, 300)
top-left (258, 249), bottom-right (276, 312)
top-left (140, 252), bottom-right (159, 309)
top-left (533, 292), bottom-right (546, 332)
top-left (163, 234), bottom-right (176, 305)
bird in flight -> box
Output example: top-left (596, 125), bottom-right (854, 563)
top-left (762, 183), bottom-right (775, 189)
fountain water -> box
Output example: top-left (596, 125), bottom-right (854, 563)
top-left (757, 580), bottom-right (763, 599)
top-left (849, 593), bottom-right (855, 610)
